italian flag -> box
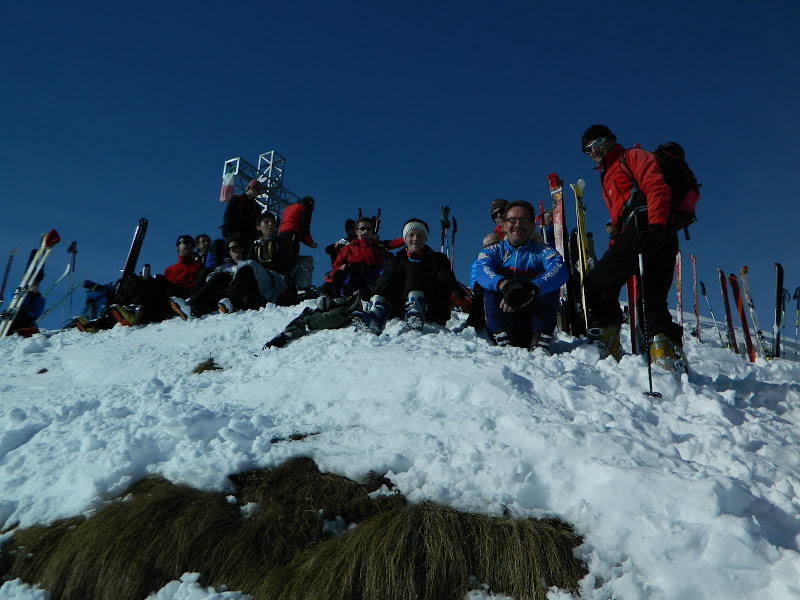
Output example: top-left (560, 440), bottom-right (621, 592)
top-left (219, 163), bottom-right (236, 203)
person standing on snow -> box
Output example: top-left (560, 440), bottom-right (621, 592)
top-left (475, 201), bottom-right (568, 352)
top-left (221, 179), bottom-right (266, 249)
top-left (580, 124), bottom-right (685, 370)
top-left (278, 195), bottom-right (317, 279)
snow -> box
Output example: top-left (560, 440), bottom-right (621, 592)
top-left (1, 305), bottom-right (799, 599)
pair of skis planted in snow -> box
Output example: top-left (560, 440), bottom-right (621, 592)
top-left (0, 230), bottom-right (61, 337)
top-left (715, 264), bottom-right (783, 361)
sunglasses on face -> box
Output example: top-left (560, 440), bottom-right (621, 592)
top-left (228, 245), bottom-right (245, 252)
top-left (492, 211), bottom-right (504, 220)
top-left (504, 217), bottom-right (533, 225)
top-left (356, 227), bottom-right (373, 232)
top-left (583, 137), bottom-right (607, 154)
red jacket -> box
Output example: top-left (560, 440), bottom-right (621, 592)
top-left (598, 144), bottom-right (671, 230)
top-left (164, 255), bottom-right (203, 290)
top-left (278, 203), bottom-right (314, 246)
top-left (327, 238), bottom-right (388, 282)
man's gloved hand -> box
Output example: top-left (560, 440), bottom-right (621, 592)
top-left (501, 280), bottom-right (540, 310)
top-left (633, 224), bottom-right (665, 255)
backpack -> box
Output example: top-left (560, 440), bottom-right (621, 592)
top-left (620, 142), bottom-right (701, 240)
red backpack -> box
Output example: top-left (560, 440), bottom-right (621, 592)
top-left (620, 142), bottom-right (701, 240)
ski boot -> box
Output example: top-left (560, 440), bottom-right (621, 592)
top-left (170, 297), bottom-right (194, 320)
top-left (351, 295), bottom-right (388, 335)
top-left (218, 298), bottom-right (235, 314)
top-left (587, 325), bottom-right (622, 361)
top-left (492, 330), bottom-right (512, 347)
top-left (74, 316), bottom-right (99, 333)
top-left (110, 304), bottom-right (143, 327)
top-left (530, 332), bottom-right (554, 355)
top-left (650, 333), bottom-right (689, 378)
top-left (404, 291), bottom-right (425, 331)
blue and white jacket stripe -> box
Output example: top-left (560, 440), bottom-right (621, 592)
top-left (474, 239), bottom-right (568, 295)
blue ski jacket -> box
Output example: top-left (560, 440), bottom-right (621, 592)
top-left (475, 239), bottom-right (568, 295)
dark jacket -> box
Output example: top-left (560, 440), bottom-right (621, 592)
top-left (221, 194), bottom-right (261, 244)
top-left (248, 236), bottom-right (293, 276)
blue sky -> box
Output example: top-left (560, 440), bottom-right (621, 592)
top-left (2, 1), bottom-right (799, 334)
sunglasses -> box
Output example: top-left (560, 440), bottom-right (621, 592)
top-left (356, 227), bottom-right (373, 232)
top-left (583, 137), bottom-right (607, 154)
top-left (228, 244), bottom-right (245, 251)
top-left (504, 217), bottom-right (533, 225)
top-left (492, 211), bottom-right (504, 220)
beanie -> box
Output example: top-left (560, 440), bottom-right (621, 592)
top-left (490, 198), bottom-right (508, 217)
top-left (402, 218), bottom-right (429, 240)
top-left (300, 196), bottom-right (315, 209)
top-left (581, 124), bottom-right (615, 150)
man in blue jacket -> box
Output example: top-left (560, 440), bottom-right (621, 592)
top-left (475, 200), bottom-right (569, 352)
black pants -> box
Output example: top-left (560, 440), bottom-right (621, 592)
top-left (584, 227), bottom-right (682, 345)
top-left (189, 272), bottom-right (233, 316)
top-left (371, 258), bottom-right (450, 325)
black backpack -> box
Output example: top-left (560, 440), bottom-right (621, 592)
top-left (620, 142), bottom-right (701, 240)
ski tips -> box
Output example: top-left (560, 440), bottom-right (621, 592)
top-left (546, 173), bottom-right (562, 187)
top-left (45, 230), bottom-right (61, 247)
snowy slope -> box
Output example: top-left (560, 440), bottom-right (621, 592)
top-left (1, 305), bottom-right (799, 600)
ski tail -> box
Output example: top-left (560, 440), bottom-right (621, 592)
top-left (717, 268), bottom-right (739, 354)
top-left (728, 273), bottom-right (755, 362)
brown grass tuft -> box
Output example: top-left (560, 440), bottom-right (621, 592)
top-left (1, 457), bottom-right (585, 600)
top-left (192, 358), bottom-right (223, 374)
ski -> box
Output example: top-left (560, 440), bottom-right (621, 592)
top-left (0, 248), bottom-right (18, 306)
top-left (547, 173), bottom-right (579, 336)
top-left (41, 262), bottom-right (72, 298)
top-left (728, 273), bottom-right (755, 362)
top-left (570, 179), bottom-right (590, 334)
top-left (115, 218), bottom-right (148, 296)
top-left (626, 276), bottom-right (645, 354)
top-left (0, 230), bottom-right (61, 337)
top-left (717, 268), bottom-right (739, 354)
top-left (739, 266), bottom-right (770, 359)
top-left (773, 263), bottom-right (784, 358)
top-left (675, 250), bottom-right (683, 340)
top-left (700, 281), bottom-right (725, 347)
top-left (793, 287), bottom-right (800, 359)
top-left (690, 254), bottom-right (700, 341)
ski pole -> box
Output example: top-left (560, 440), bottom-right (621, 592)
top-left (0, 248), bottom-right (18, 306)
top-left (793, 287), bottom-right (800, 359)
top-left (700, 281), bottom-right (725, 347)
top-left (450, 217), bottom-right (457, 269)
top-left (637, 252), bottom-right (661, 398)
top-left (65, 241), bottom-right (78, 321)
top-left (440, 206), bottom-right (450, 255)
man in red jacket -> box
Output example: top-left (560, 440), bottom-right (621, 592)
top-left (278, 196), bottom-right (317, 281)
top-left (322, 216), bottom-right (388, 298)
top-left (110, 235), bottom-right (205, 326)
top-left (581, 124), bottom-right (685, 373)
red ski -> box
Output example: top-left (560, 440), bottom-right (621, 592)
top-left (717, 267), bottom-right (739, 354)
top-left (728, 273), bottom-right (755, 362)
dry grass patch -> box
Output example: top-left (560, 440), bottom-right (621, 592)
top-left (1, 457), bottom-right (585, 600)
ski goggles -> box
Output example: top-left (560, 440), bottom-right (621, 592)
top-left (583, 137), bottom-right (607, 154)
top-left (491, 210), bottom-right (505, 220)
top-left (177, 236), bottom-right (195, 246)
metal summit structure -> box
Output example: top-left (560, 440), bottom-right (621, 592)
top-left (219, 150), bottom-right (299, 216)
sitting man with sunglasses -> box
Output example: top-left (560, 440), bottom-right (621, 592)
top-left (580, 124), bottom-right (685, 372)
top-left (475, 200), bottom-right (568, 352)
top-left (321, 216), bottom-right (388, 299)
top-left (110, 235), bottom-right (206, 327)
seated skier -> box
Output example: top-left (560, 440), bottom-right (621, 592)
top-left (351, 218), bottom-right (459, 334)
top-left (170, 236), bottom-right (246, 319)
top-left (109, 235), bottom-right (205, 327)
top-left (475, 200), bottom-right (569, 353)
top-left (320, 216), bottom-right (388, 299)
top-left (218, 212), bottom-right (293, 313)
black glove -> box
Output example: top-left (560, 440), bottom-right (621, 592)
top-left (502, 280), bottom-right (540, 310)
top-left (633, 224), bottom-right (665, 255)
